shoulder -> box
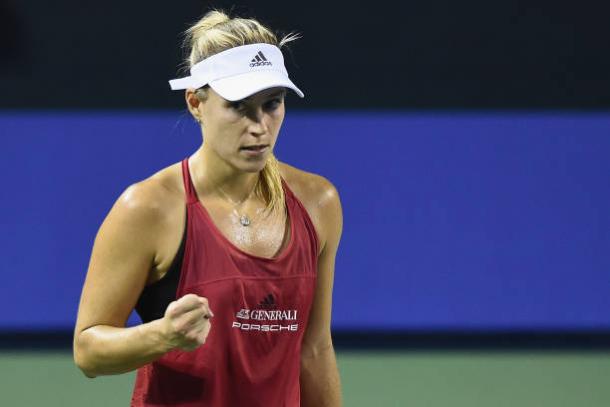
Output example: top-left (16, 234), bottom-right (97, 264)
top-left (109, 162), bottom-right (184, 232)
top-left (278, 162), bottom-right (343, 253)
top-left (279, 162), bottom-right (337, 198)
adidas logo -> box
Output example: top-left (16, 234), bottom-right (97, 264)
top-left (259, 293), bottom-right (276, 309)
top-left (249, 51), bottom-right (272, 67)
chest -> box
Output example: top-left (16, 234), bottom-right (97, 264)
top-left (150, 199), bottom-right (291, 284)
top-left (201, 199), bottom-right (291, 259)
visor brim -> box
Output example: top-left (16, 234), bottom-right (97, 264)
top-left (209, 70), bottom-right (304, 101)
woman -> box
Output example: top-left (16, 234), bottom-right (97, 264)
top-left (73, 10), bottom-right (343, 407)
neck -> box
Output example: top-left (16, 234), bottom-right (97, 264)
top-left (189, 145), bottom-right (261, 202)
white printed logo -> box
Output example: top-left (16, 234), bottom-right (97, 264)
top-left (232, 293), bottom-right (299, 333)
top-left (236, 309), bottom-right (250, 319)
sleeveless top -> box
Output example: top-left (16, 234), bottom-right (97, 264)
top-left (131, 158), bottom-right (319, 407)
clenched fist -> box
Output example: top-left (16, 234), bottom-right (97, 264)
top-left (161, 294), bottom-right (214, 352)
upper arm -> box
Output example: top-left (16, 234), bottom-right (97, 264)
top-left (74, 181), bottom-right (165, 337)
top-left (301, 176), bottom-right (343, 354)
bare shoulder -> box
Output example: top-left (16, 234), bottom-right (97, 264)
top-left (113, 162), bottom-right (183, 220)
top-left (278, 161), bottom-right (335, 196)
top-left (278, 162), bottom-right (343, 252)
top-left (101, 161), bottom-right (185, 278)
top-left (89, 162), bottom-right (183, 256)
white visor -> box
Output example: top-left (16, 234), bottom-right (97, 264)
top-left (169, 43), bottom-right (304, 101)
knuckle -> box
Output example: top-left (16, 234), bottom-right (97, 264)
top-left (176, 322), bottom-right (190, 336)
top-left (181, 294), bottom-right (196, 303)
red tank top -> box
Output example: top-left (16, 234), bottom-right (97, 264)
top-left (131, 158), bottom-right (319, 406)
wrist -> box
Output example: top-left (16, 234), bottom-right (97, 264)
top-left (144, 318), bottom-right (176, 354)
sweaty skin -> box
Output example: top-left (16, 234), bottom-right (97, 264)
top-left (73, 87), bottom-right (343, 406)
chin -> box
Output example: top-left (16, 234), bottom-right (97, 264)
top-left (235, 159), bottom-right (267, 173)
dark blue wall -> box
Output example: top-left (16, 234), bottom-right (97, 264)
top-left (3, 1), bottom-right (610, 110)
top-left (1, 111), bottom-right (609, 330)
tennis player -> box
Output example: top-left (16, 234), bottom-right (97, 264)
top-left (73, 9), bottom-right (343, 407)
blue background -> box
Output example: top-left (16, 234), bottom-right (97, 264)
top-left (1, 112), bottom-right (608, 331)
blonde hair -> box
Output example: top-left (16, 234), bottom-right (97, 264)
top-left (180, 9), bottom-right (299, 217)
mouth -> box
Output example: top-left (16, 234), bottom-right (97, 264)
top-left (239, 144), bottom-right (269, 156)
top-left (240, 144), bottom-right (269, 151)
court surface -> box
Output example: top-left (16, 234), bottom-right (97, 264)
top-left (1, 351), bottom-right (609, 406)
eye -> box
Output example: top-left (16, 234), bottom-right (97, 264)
top-left (229, 101), bottom-right (245, 111)
top-left (263, 98), bottom-right (283, 111)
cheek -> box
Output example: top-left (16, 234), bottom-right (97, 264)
top-left (205, 109), bottom-right (242, 136)
top-left (214, 126), bottom-right (241, 149)
top-left (269, 108), bottom-right (285, 130)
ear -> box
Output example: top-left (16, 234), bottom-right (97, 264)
top-left (185, 89), bottom-right (203, 122)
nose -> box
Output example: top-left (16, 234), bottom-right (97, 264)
top-left (246, 107), bottom-right (268, 136)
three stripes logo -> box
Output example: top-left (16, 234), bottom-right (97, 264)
top-left (259, 293), bottom-right (276, 309)
top-left (250, 51), bottom-right (272, 67)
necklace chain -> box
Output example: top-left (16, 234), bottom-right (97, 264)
top-left (216, 179), bottom-right (259, 227)
top-left (216, 181), bottom-right (257, 206)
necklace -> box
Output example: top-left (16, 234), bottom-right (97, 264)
top-left (216, 179), bottom-right (259, 227)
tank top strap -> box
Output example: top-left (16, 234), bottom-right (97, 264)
top-left (181, 158), bottom-right (199, 205)
top-left (280, 177), bottom-right (297, 199)
top-left (280, 178), bottom-right (298, 208)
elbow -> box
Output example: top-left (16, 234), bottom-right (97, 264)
top-left (74, 353), bottom-right (98, 378)
top-left (78, 367), bottom-right (98, 379)
top-left (75, 360), bottom-right (98, 379)
top-left (73, 331), bottom-right (98, 378)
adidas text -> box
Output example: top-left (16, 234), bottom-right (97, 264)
top-left (249, 61), bottom-right (272, 67)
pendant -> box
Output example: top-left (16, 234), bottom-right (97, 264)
top-left (239, 214), bottom-right (251, 227)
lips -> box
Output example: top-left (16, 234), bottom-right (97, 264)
top-left (240, 144), bottom-right (268, 151)
top-left (239, 144), bottom-right (269, 157)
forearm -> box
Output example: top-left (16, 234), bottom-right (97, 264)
top-left (74, 319), bottom-right (172, 378)
top-left (300, 343), bottom-right (342, 407)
